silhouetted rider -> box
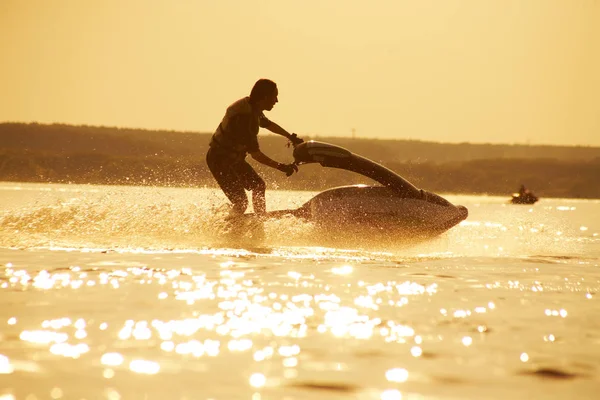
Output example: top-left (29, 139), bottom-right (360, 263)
top-left (206, 79), bottom-right (303, 216)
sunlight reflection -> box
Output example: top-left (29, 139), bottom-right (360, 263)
top-left (129, 359), bottom-right (160, 374)
top-left (133, 322), bottom-right (152, 340)
top-left (50, 388), bottom-right (63, 399)
top-left (3, 246), bottom-right (445, 388)
top-left (205, 339), bottom-right (220, 356)
top-left (249, 373), bottom-right (266, 388)
top-left (104, 388), bottom-right (121, 400)
top-left (323, 307), bottom-right (377, 339)
top-left (0, 355), bottom-right (14, 374)
top-left (175, 340), bottom-right (205, 356)
top-left (49, 343), bottom-right (89, 358)
top-left (386, 368), bottom-right (409, 383)
top-left (278, 345), bottom-right (300, 357)
top-left (282, 357), bottom-right (298, 367)
top-left (228, 339), bottom-right (253, 352)
top-left (101, 352), bottom-right (124, 366)
top-left (20, 330), bottom-right (68, 344)
top-left (74, 329), bottom-right (87, 339)
top-left (453, 310), bottom-right (471, 318)
top-left (556, 206), bottom-right (576, 211)
top-left (160, 341), bottom-right (175, 352)
top-left (381, 389), bottom-right (402, 400)
top-left (331, 265), bottom-right (353, 275)
top-left (395, 281), bottom-right (437, 295)
top-left (103, 368), bottom-right (115, 379)
top-left (544, 309), bottom-right (568, 318)
top-left (288, 271), bottom-right (302, 280)
top-left (410, 346), bottom-right (422, 357)
top-left (544, 334), bottom-right (556, 342)
top-left (253, 347), bottom-right (274, 362)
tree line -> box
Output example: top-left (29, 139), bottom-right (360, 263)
top-left (1, 123), bottom-right (599, 198)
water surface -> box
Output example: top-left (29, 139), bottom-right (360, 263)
top-left (1, 182), bottom-right (599, 399)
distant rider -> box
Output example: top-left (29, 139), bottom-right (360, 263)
top-left (206, 79), bottom-right (303, 216)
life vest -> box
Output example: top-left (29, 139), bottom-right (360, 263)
top-left (210, 97), bottom-right (267, 158)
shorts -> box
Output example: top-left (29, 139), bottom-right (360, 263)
top-left (206, 146), bottom-right (265, 207)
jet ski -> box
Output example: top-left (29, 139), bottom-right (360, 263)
top-left (510, 190), bottom-right (539, 205)
top-left (253, 141), bottom-right (468, 237)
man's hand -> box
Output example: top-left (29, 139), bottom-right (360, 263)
top-left (288, 133), bottom-right (304, 147)
top-left (278, 163), bottom-right (298, 177)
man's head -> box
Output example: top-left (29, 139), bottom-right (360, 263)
top-left (250, 79), bottom-right (278, 111)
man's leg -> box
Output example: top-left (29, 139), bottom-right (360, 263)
top-left (236, 161), bottom-right (267, 215)
top-left (251, 186), bottom-right (266, 215)
top-left (206, 149), bottom-right (249, 214)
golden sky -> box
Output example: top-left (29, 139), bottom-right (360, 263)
top-left (1, 0), bottom-right (598, 146)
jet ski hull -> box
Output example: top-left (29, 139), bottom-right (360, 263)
top-left (511, 194), bottom-right (539, 204)
top-left (256, 185), bottom-right (468, 237)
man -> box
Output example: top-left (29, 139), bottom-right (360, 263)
top-left (206, 79), bottom-right (303, 216)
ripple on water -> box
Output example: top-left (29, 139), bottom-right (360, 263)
top-left (519, 367), bottom-right (584, 380)
top-left (431, 375), bottom-right (466, 384)
top-left (288, 382), bottom-right (359, 393)
top-left (409, 272), bottom-right (457, 279)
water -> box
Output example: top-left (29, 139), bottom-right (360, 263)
top-left (0, 182), bottom-right (599, 400)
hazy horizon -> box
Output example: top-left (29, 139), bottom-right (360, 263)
top-left (1, 0), bottom-right (599, 146)
top-left (3, 121), bottom-right (600, 149)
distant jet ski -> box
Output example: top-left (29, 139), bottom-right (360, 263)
top-left (244, 141), bottom-right (468, 237)
top-left (511, 185), bottom-right (539, 205)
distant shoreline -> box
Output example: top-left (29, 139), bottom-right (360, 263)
top-left (1, 122), bottom-right (600, 199)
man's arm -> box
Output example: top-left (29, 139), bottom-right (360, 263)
top-left (263, 120), bottom-right (304, 146)
top-left (263, 120), bottom-right (293, 140)
top-left (249, 150), bottom-right (282, 169)
top-left (249, 150), bottom-right (298, 176)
